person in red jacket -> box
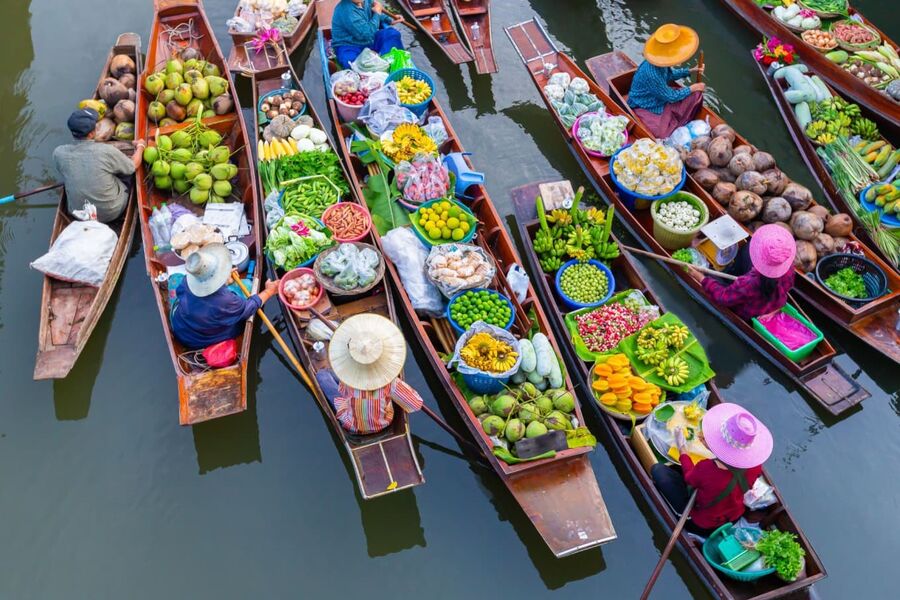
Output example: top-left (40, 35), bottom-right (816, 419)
top-left (651, 403), bottom-right (773, 535)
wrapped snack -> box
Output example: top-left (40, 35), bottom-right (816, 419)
top-left (396, 155), bottom-right (451, 204)
top-left (576, 112), bottom-right (629, 156)
top-left (612, 139), bottom-right (684, 196)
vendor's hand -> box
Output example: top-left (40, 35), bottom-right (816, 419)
top-left (686, 266), bottom-right (705, 283)
top-left (691, 65), bottom-right (705, 76)
top-left (372, 1), bottom-right (383, 14)
top-left (689, 82), bottom-right (706, 93)
top-left (264, 279), bottom-right (279, 295)
top-left (133, 138), bottom-right (146, 149)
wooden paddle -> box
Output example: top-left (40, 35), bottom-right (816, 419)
top-left (384, 8), bottom-right (413, 31)
top-left (622, 245), bottom-right (738, 281)
top-left (640, 489), bottom-right (699, 600)
top-left (0, 182), bottom-right (63, 206)
top-left (308, 306), bottom-right (485, 456)
top-left (696, 51), bottom-right (705, 84)
top-left (231, 272), bottom-right (316, 392)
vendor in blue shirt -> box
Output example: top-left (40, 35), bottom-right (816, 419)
top-left (171, 244), bottom-right (278, 350)
top-left (331, 0), bottom-right (404, 68)
top-left (628, 24), bottom-right (706, 139)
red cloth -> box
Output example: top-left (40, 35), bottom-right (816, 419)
top-left (702, 268), bottom-right (795, 321)
top-left (635, 91), bottom-right (704, 138)
top-left (680, 455), bottom-right (761, 530)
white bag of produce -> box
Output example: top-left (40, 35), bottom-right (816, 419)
top-left (424, 243), bottom-right (495, 297)
top-left (30, 220), bottom-right (117, 287)
top-left (506, 264), bottom-right (530, 303)
top-left (381, 227), bottom-right (444, 316)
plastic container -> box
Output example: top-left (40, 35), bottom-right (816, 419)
top-left (257, 88), bottom-right (307, 124)
top-left (278, 267), bottom-right (324, 311)
top-left (409, 198), bottom-right (477, 248)
top-left (332, 82), bottom-right (364, 122)
top-left (702, 524), bottom-right (776, 582)
top-left (572, 112), bottom-right (629, 158)
top-left (858, 184), bottom-right (900, 227)
top-left (385, 68), bottom-right (435, 117)
top-left (461, 371), bottom-right (510, 395)
top-left (752, 303), bottom-right (824, 362)
top-left (321, 202), bottom-right (372, 243)
top-left (609, 145), bottom-right (686, 211)
top-left (650, 192), bottom-right (710, 250)
top-left (446, 288), bottom-right (515, 335)
top-left (815, 252), bottom-right (888, 306)
top-left (554, 259), bottom-right (615, 311)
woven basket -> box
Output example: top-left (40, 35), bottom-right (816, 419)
top-left (800, 30), bottom-right (838, 53)
top-left (831, 19), bottom-right (881, 51)
top-left (650, 192), bottom-right (709, 250)
top-left (313, 242), bottom-right (385, 296)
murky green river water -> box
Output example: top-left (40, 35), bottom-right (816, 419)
top-left (1, 1), bottom-right (897, 598)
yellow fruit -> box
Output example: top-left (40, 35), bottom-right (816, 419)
top-left (448, 206), bottom-right (460, 218)
top-left (436, 219), bottom-right (446, 229)
top-left (441, 227), bottom-right (452, 239)
top-left (592, 379), bottom-right (609, 392)
top-left (594, 364), bottom-right (612, 377)
top-left (428, 226), bottom-right (441, 239)
top-left (451, 228), bottom-right (465, 241)
top-left (447, 217), bottom-right (460, 229)
top-left (440, 211), bottom-right (449, 220)
top-left (460, 220), bottom-right (471, 232)
top-left (599, 392), bottom-right (617, 406)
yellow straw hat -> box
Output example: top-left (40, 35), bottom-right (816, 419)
top-left (644, 24), bottom-right (699, 67)
top-left (328, 314), bottom-right (407, 391)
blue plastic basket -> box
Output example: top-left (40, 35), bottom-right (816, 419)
top-left (385, 68), bottom-right (434, 117)
top-left (609, 145), bottom-right (686, 211)
top-left (265, 214), bottom-right (333, 269)
top-left (257, 88), bottom-right (307, 124)
top-left (410, 198), bottom-right (477, 248)
top-left (461, 371), bottom-right (510, 395)
top-left (446, 288), bottom-right (515, 335)
top-left (702, 524), bottom-right (776, 582)
top-left (554, 259), bottom-right (616, 311)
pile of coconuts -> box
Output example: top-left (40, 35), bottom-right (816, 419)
top-left (84, 53), bottom-right (138, 149)
top-left (142, 47), bottom-right (234, 127)
top-left (683, 124), bottom-right (854, 273)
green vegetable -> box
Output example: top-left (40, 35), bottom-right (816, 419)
top-left (348, 128), bottom-right (409, 235)
top-left (531, 333), bottom-right (554, 378)
top-left (281, 178), bottom-right (338, 218)
top-left (265, 214), bottom-right (334, 270)
top-left (756, 530), bottom-right (806, 582)
top-left (449, 290), bottom-right (512, 330)
top-left (823, 266), bottom-right (867, 298)
top-left (273, 150), bottom-right (350, 196)
top-left (560, 263), bottom-right (609, 304)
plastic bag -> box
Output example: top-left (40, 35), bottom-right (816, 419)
top-left (543, 83), bottom-right (565, 102)
top-left (756, 311), bottom-right (817, 350)
top-left (30, 220), bottom-right (117, 286)
top-left (569, 77), bottom-right (589, 94)
top-left (547, 72), bottom-right (571, 88)
top-left (396, 155), bottom-right (450, 204)
top-left (448, 322), bottom-right (521, 376)
top-left (744, 477), bottom-right (777, 510)
top-left (686, 118), bottom-right (711, 138)
top-left (203, 339), bottom-right (238, 367)
top-left (383, 47), bottom-right (414, 72)
top-left (421, 116), bottom-right (448, 146)
top-left (263, 190), bottom-right (285, 228)
top-left (360, 71), bottom-right (388, 94)
top-left (359, 103), bottom-right (417, 136)
top-left (506, 264), bottom-right (529, 303)
top-left (358, 82), bottom-right (400, 119)
top-left (287, 0), bottom-right (308, 17)
top-left (668, 125), bottom-right (693, 150)
top-left (227, 16), bottom-right (253, 33)
top-left (425, 244), bottom-right (496, 297)
top-left (576, 112), bottom-right (629, 155)
top-left (351, 48), bottom-right (391, 73)
top-left (381, 227), bottom-right (444, 316)
top-left (330, 70), bottom-right (360, 98)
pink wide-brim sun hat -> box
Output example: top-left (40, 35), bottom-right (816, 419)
top-left (701, 403), bottom-right (773, 469)
top-left (749, 224), bottom-right (796, 278)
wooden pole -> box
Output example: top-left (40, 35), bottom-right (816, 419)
top-left (0, 182), bottom-right (63, 205)
top-left (622, 245), bottom-right (737, 281)
top-left (640, 490), bottom-right (699, 600)
top-left (696, 51), bottom-right (705, 84)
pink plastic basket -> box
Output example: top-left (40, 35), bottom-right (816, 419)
top-left (572, 112), bottom-right (629, 158)
top-left (278, 267), bottom-right (324, 311)
top-left (321, 202), bottom-right (372, 243)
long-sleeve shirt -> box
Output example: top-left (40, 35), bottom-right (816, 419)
top-left (680, 455), bottom-right (762, 530)
top-left (171, 280), bottom-right (261, 350)
top-left (627, 61), bottom-right (692, 115)
top-left (331, 0), bottom-right (393, 49)
top-left (702, 268), bottom-right (794, 321)
top-left (53, 140), bottom-right (134, 222)
top-left (335, 378), bottom-right (423, 434)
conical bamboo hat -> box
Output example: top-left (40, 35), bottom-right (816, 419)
top-left (328, 314), bottom-right (407, 390)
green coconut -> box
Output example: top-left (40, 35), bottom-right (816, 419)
top-left (191, 77), bottom-right (210, 100)
top-left (212, 180), bottom-right (232, 198)
top-left (208, 193), bottom-right (225, 204)
top-left (198, 130), bottom-right (222, 148)
top-left (521, 382), bottom-right (540, 400)
top-left (209, 163), bottom-right (231, 181)
top-left (173, 179), bottom-right (191, 194)
top-left (481, 415), bottom-right (505, 437)
top-left (164, 71), bottom-right (183, 91)
top-left (158, 89), bottom-right (176, 105)
top-left (183, 59), bottom-right (199, 72)
top-left (505, 419), bottom-right (526, 443)
top-left (468, 396), bottom-right (489, 417)
top-left (144, 73), bottom-right (165, 96)
top-left (153, 175), bottom-right (172, 190)
top-left (183, 69), bottom-right (203, 84)
top-left (525, 421), bottom-right (548, 438)
top-left (157, 134), bottom-right (173, 151)
top-left (165, 59), bottom-right (183, 75)
top-left (184, 162), bottom-right (205, 181)
top-left (158, 118), bottom-right (177, 128)
top-left (147, 101), bottom-right (166, 123)
top-left (171, 130), bottom-right (192, 149)
top-left (169, 161), bottom-right (187, 180)
top-left (201, 109), bottom-right (215, 119)
top-left (534, 396), bottom-right (553, 415)
top-left (491, 395), bottom-right (517, 418)
top-left (477, 413), bottom-right (490, 423)
top-left (168, 148), bottom-right (191, 163)
top-left (208, 146), bottom-right (230, 164)
top-left (552, 391), bottom-right (576, 414)
top-left (205, 75), bottom-right (228, 97)
top-left (142, 146), bottom-right (160, 164)
top-left (194, 149), bottom-right (208, 162)
top-left (544, 410), bottom-right (571, 431)
top-left (202, 62), bottom-right (221, 78)
top-left (150, 160), bottom-right (170, 177)
top-left (517, 402), bottom-right (540, 424)
top-left (192, 173), bottom-right (212, 191)
top-left (228, 163), bottom-right (239, 179)
top-left (189, 187), bottom-right (209, 205)
top-left (185, 99), bottom-right (204, 118)
top-left (174, 83), bottom-right (193, 106)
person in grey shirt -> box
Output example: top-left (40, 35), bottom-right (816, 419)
top-left (53, 108), bottom-right (145, 222)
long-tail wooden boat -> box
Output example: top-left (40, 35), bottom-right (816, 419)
top-left (505, 18), bottom-right (870, 415)
top-left (227, 0), bottom-right (317, 77)
top-left (719, 0), bottom-right (900, 135)
top-left (34, 33), bottom-right (142, 380)
top-left (511, 180), bottom-right (826, 600)
top-left (249, 63), bottom-right (424, 498)
top-left (318, 6), bottom-right (616, 556)
top-left (754, 54), bottom-right (900, 271)
top-left (586, 50), bottom-right (900, 365)
top-left (448, 0), bottom-right (497, 74)
top-left (393, 0), bottom-right (474, 64)
top-left (136, 0), bottom-right (262, 425)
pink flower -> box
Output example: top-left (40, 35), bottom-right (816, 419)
top-left (752, 46), bottom-right (764, 61)
top-left (766, 37), bottom-right (782, 51)
top-left (250, 28), bottom-right (282, 54)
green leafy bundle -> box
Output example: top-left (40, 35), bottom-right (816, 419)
top-left (757, 530), bottom-right (806, 582)
top-left (274, 151), bottom-right (350, 197)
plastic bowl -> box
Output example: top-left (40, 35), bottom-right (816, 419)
top-left (332, 81), bottom-right (365, 122)
top-left (554, 259), bottom-right (615, 311)
top-left (702, 524), bottom-right (776, 582)
top-left (278, 267), bottom-right (323, 311)
top-left (385, 68), bottom-right (435, 117)
top-left (609, 145), bottom-right (686, 210)
top-left (257, 88), bottom-right (307, 123)
top-left (446, 288), bottom-right (515, 335)
top-left (410, 198), bottom-right (477, 248)
top-left (322, 202), bottom-right (372, 243)
top-left (572, 112), bottom-right (629, 158)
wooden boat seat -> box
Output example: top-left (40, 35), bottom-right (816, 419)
top-left (412, 7), bottom-right (444, 17)
top-left (457, 6), bottom-right (487, 16)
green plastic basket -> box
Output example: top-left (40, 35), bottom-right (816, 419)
top-left (650, 192), bottom-right (709, 251)
top-left (751, 304), bottom-right (824, 363)
top-left (702, 524), bottom-right (776, 582)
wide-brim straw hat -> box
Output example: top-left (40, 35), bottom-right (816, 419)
top-left (329, 314), bottom-right (407, 390)
top-left (644, 24), bottom-right (699, 67)
top-left (750, 223), bottom-right (797, 279)
top-left (185, 243), bottom-right (232, 297)
top-left (702, 403), bottom-right (773, 469)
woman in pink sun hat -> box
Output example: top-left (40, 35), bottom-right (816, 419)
top-left (687, 224), bottom-right (796, 321)
top-left (651, 403), bottom-right (773, 535)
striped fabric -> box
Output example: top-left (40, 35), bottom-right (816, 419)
top-left (335, 378), bottom-right (424, 434)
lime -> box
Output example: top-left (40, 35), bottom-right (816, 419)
top-left (452, 228), bottom-right (465, 241)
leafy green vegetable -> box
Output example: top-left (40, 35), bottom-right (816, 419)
top-left (274, 151), bottom-right (350, 197)
top-left (349, 129), bottom-right (409, 235)
top-left (824, 266), bottom-right (867, 298)
top-left (757, 530), bottom-right (806, 582)
top-left (265, 214), bottom-right (334, 270)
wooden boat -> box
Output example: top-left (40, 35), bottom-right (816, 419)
top-left (448, 0), bottom-right (497, 74)
top-left (511, 180), bottom-right (826, 600)
top-left (393, 0), bottom-right (474, 64)
top-left (34, 33), bottom-right (142, 380)
top-left (755, 54), bottom-right (900, 271)
top-left (318, 8), bottom-right (616, 556)
top-left (249, 63), bottom-right (424, 498)
top-left (588, 50), bottom-right (900, 365)
top-left (505, 18), bottom-right (871, 415)
top-left (227, 0), bottom-right (317, 77)
top-left (719, 0), bottom-right (900, 135)
top-left (136, 0), bottom-right (262, 425)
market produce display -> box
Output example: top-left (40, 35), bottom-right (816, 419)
top-left (459, 332), bottom-right (519, 374)
top-left (774, 4), bottom-right (821, 31)
top-left (823, 265), bottom-right (867, 297)
top-left (824, 42), bottom-right (900, 91)
top-left (322, 203), bottom-right (369, 241)
top-left (855, 139), bottom-right (900, 181)
top-left (756, 530), bottom-right (807, 582)
top-left (510, 332), bottom-right (563, 391)
top-left (228, 0), bottom-right (308, 36)
top-left (396, 155), bottom-right (450, 204)
top-left (575, 112), bottom-right (629, 156)
top-left (258, 143), bottom-right (349, 197)
top-left (805, 96), bottom-right (878, 145)
top-left (281, 270), bottom-right (320, 308)
top-left (558, 262), bottom-right (609, 305)
top-left (380, 123), bottom-right (438, 163)
top-left (395, 75), bottom-right (432, 105)
top-left (592, 354), bottom-right (662, 416)
top-left (449, 290), bottom-right (512, 330)
top-left (171, 223), bottom-right (224, 259)
top-left (317, 243), bottom-right (381, 291)
top-left (79, 53), bottom-right (137, 144)
top-left (800, 29), bottom-right (836, 51)
top-left (573, 302), bottom-right (653, 353)
top-left (265, 214), bottom-right (334, 270)
top-left (865, 180), bottom-right (900, 214)
top-left (831, 20), bottom-right (878, 48)
top-left (612, 139), bottom-right (684, 197)
top-left (413, 200), bottom-right (474, 243)
top-left (143, 54), bottom-right (233, 126)
top-left (655, 199), bottom-right (703, 232)
top-left (543, 72), bottom-right (603, 128)
top-left (532, 189), bottom-right (619, 272)
top-left (797, 0), bottom-right (847, 16)
top-left (425, 245), bottom-right (494, 296)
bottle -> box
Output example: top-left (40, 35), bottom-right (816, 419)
top-left (431, 14), bottom-right (441, 33)
top-left (159, 202), bottom-right (172, 243)
top-left (471, 23), bottom-right (480, 46)
top-left (149, 207), bottom-right (165, 247)
top-left (280, 71), bottom-right (293, 90)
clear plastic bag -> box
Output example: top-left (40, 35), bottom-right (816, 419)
top-left (547, 72), bottom-right (571, 88)
top-left (358, 82), bottom-right (400, 120)
top-left (263, 190), bottom-right (285, 229)
top-left (422, 116), bottom-right (448, 146)
top-left (30, 220), bottom-right (117, 286)
top-left (743, 477), bottom-right (777, 510)
top-left (330, 69), bottom-right (360, 95)
top-left (425, 244), bottom-right (496, 297)
top-left (396, 155), bottom-right (450, 204)
top-left (447, 322), bottom-right (521, 376)
top-left (359, 103), bottom-right (417, 136)
top-left (351, 48), bottom-right (391, 73)
top-left (381, 227), bottom-right (445, 316)
top-left (360, 72), bottom-right (388, 94)
top-left (506, 264), bottom-right (529, 303)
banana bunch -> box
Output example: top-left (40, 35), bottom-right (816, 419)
top-left (656, 356), bottom-right (690, 386)
top-left (663, 324), bottom-right (689, 348)
top-left (539, 255), bottom-right (562, 272)
top-left (636, 328), bottom-right (668, 366)
top-left (547, 209), bottom-right (573, 227)
top-left (534, 228), bottom-right (554, 253)
top-left (591, 228), bottom-right (620, 261)
top-left (850, 117), bottom-right (878, 140)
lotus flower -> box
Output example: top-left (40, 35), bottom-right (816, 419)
top-left (250, 28), bottom-right (281, 54)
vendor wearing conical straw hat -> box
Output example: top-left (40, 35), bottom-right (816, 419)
top-left (628, 23), bottom-right (706, 139)
top-left (317, 314), bottom-right (423, 435)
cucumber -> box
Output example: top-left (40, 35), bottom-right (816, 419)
top-left (773, 64), bottom-right (808, 79)
top-left (794, 101), bottom-right (812, 129)
top-left (785, 89), bottom-right (816, 104)
top-left (825, 50), bottom-right (849, 64)
top-left (810, 76), bottom-right (831, 101)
